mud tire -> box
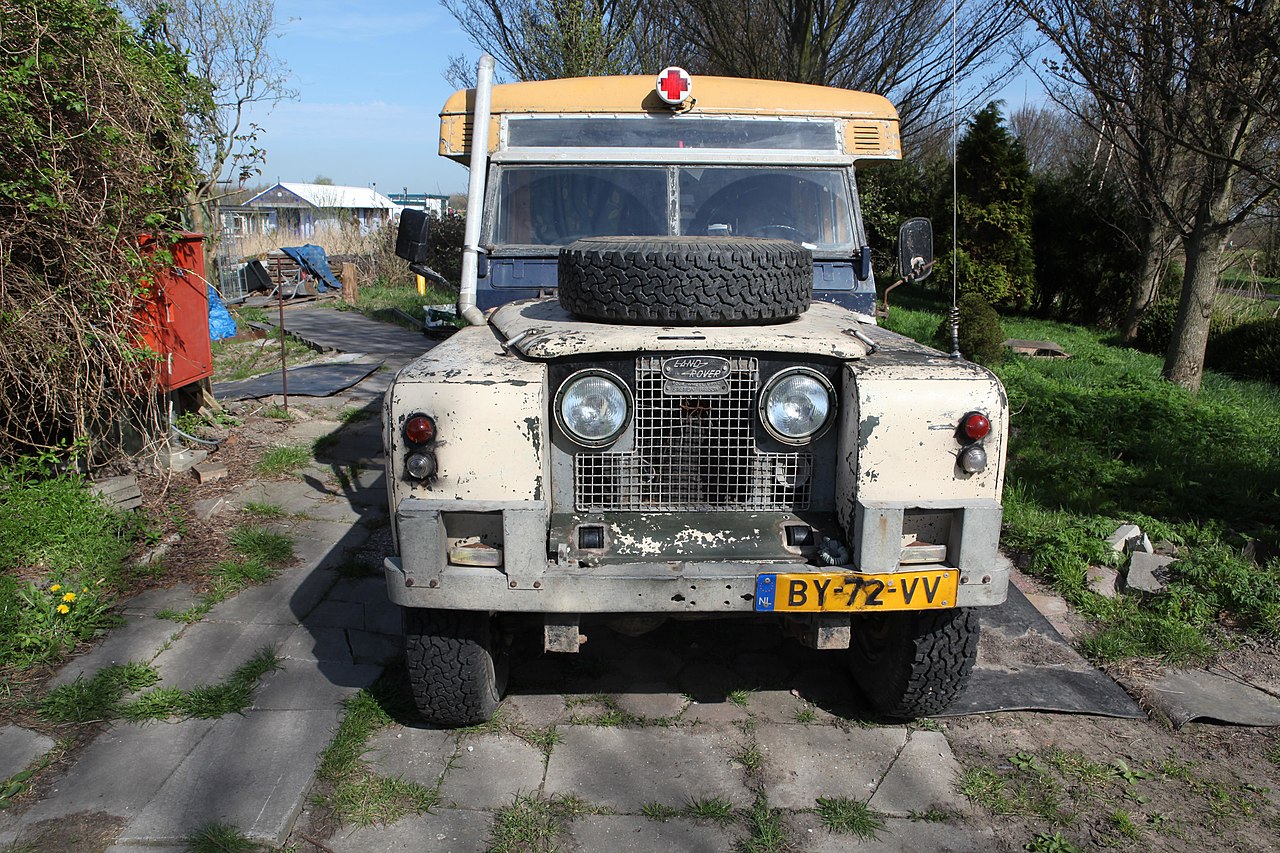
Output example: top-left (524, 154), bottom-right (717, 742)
top-left (404, 608), bottom-right (506, 727)
top-left (847, 608), bottom-right (979, 719)
top-left (557, 237), bottom-right (812, 325)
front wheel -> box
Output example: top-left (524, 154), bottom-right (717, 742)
top-left (847, 608), bottom-right (979, 719)
top-left (404, 608), bottom-right (507, 727)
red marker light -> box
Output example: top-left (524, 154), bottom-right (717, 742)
top-left (404, 415), bottom-right (436, 445)
top-left (962, 412), bottom-right (991, 441)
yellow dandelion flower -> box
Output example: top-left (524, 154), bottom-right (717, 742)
top-left (62, 592), bottom-right (77, 603)
top-left (56, 604), bottom-right (70, 615)
top-left (50, 584), bottom-right (62, 593)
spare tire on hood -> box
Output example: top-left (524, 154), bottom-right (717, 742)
top-left (557, 237), bottom-right (812, 326)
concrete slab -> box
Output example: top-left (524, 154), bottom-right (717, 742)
top-left (306, 599), bottom-right (366, 628)
top-left (118, 708), bottom-right (340, 846)
top-left (0, 726), bottom-right (54, 781)
top-left (203, 565), bottom-right (338, 626)
top-left (758, 725), bottom-right (907, 809)
top-left (280, 624), bottom-right (353, 664)
top-left (570, 814), bottom-right (744, 852)
top-left (119, 584), bottom-right (200, 616)
top-left (543, 727), bottom-right (751, 810)
top-left (249, 658), bottom-right (381, 711)
top-left (348, 630), bottom-right (402, 665)
top-left (681, 701), bottom-right (750, 727)
top-left (11, 720), bottom-right (214, 827)
top-left (503, 693), bottom-right (567, 729)
top-left (150, 620), bottom-right (296, 690)
top-left (50, 613), bottom-right (180, 687)
top-left (791, 811), bottom-right (996, 852)
top-left (615, 688), bottom-right (689, 721)
top-left (442, 733), bottom-right (547, 809)
top-left (1086, 565), bottom-right (1119, 598)
top-left (323, 807), bottom-right (492, 852)
top-left (364, 726), bottom-right (456, 787)
top-left (867, 730), bottom-right (970, 817)
top-left (1125, 552), bottom-right (1175, 593)
top-left (744, 690), bottom-right (811, 723)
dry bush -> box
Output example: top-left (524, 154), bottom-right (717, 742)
top-left (0, 0), bottom-right (203, 462)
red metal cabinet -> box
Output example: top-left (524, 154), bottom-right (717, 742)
top-left (135, 233), bottom-right (213, 391)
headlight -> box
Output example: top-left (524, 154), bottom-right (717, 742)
top-left (760, 368), bottom-right (835, 444)
top-left (556, 370), bottom-right (630, 446)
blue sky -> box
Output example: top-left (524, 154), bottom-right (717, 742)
top-left (243, 0), bottom-right (475, 196)
top-left (243, 2), bottom-right (1046, 198)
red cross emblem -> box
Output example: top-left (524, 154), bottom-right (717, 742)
top-left (656, 67), bottom-right (692, 105)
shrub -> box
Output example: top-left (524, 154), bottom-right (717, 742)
top-left (937, 292), bottom-right (1005, 365)
top-left (1207, 316), bottom-right (1280, 385)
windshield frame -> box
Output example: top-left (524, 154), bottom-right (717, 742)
top-left (483, 162), bottom-right (864, 259)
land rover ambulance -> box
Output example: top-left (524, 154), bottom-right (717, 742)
top-left (385, 58), bottom-right (1007, 726)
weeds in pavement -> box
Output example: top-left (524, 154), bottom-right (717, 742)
top-left (565, 694), bottom-right (646, 727)
top-left (687, 796), bottom-right (736, 824)
top-left (738, 794), bottom-right (789, 852)
top-left (792, 706), bottom-right (816, 724)
top-left (40, 649), bottom-right (279, 724)
top-left (339, 406), bottom-right (375, 424)
top-left (185, 821), bottom-right (261, 852)
top-left (488, 793), bottom-right (609, 853)
top-left (243, 501), bottom-right (287, 519)
top-left (314, 677), bottom-right (440, 827)
top-left (156, 525), bottom-right (292, 624)
top-left (227, 525), bottom-right (294, 565)
top-left (813, 796), bottom-right (885, 840)
top-left (734, 742), bottom-right (764, 772)
top-left (313, 433), bottom-right (340, 456)
top-left (727, 688), bottom-right (754, 708)
top-left (1024, 830), bottom-right (1083, 853)
top-left (642, 802), bottom-right (681, 821)
top-left (255, 446), bottom-right (310, 476)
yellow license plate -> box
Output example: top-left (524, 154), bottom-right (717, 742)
top-left (754, 569), bottom-right (958, 612)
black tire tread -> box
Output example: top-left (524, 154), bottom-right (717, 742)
top-left (404, 608), bottom-right (502, 727)
top-left (851, 608), bottom-right (979, 719)
top-left (557, 237), bottom-right (812, 326)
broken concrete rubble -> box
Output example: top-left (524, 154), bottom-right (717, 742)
top-left (1125, 552), bottom-right (1176, 594)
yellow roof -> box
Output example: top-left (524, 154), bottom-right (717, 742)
top-left (440, 75), bottom-right (898, 120)
top-left (439, 74), bottom-right (901, 161)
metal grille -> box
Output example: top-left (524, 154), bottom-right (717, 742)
top-left (575, 357), bottom-right (813, 511)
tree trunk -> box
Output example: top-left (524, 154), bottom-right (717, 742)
top-left (1163, 218), bottom-right (1228, 392)
top-left (1120, 218), bottom-right (1173, 344)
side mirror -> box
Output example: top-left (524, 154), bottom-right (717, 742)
top-left (898, 217), bottom-right (934, 283)
top-left (395, 208), bottom-right (432, 264)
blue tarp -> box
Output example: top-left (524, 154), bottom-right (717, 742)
top-left (208, 285), bottom-right (237, 340)
top-left (280, 244), bottom-right (342, 292)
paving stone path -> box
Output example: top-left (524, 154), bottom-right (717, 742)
top-left (0, 311), bottom-right (993, 851)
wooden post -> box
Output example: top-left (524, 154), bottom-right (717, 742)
top-left (341, 262), bottom-right (359, 305)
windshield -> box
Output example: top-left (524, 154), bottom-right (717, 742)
top-left (489, 165), bottom-right (856, 253)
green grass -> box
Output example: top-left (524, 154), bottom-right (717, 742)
top-left (883, 292), bottom-right (1280, 663)
top-left (642, 801), bottom-right (681, 821)
top-left (155, 527), bottom-right (291, 624)
top-left (339, 406), bottom-right (375, 424)
top-left (727, 688), bottom-right (754, 708)
top-left (40, 649), bottom-right (279, 724)
top-left (488, 792), bottom-right (608, 852)
top-left (211, 331), bottom-right (317, 383)
top-left (0, 461), bottom-right (137, 668)
top-left (734, 742), bottom-right (764, 772)
top-left (339, 281), bottom-right (455, 330)
top-left (185, 822), bottom-right (262, 852)
top-left (227, 525), bottom-right (294, 565)
top-left (813, 796), bottom-right (886, 839)
top-left (254, 445), bottom-right (311, 477)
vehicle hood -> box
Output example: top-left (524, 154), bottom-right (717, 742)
top-left (489, 298), bottom-right (872, 360)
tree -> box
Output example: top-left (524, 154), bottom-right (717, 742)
top-left (312, 175), bottom-right (335, 186)
top-left (673, 0), bottom-right (1028, 144)
top-left (944, 102), bottom-right (1036, 306)
top-left (1008, 104), bottom-right (1089, 175)
top-left (442, 0), bottom-right (647, 86)
top-left (125, 0), bottom-right (295, 230)
top-left (1021, 0), bottom-right (1280, 391)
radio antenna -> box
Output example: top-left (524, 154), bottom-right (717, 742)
top-left (948, 0), bottom-right (962, 360)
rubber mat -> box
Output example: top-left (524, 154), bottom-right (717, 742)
top-left (212, 362), bottom-right (381, 401)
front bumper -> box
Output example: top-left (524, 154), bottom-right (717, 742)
top-left (385, 496), bottom-right (1007, 612)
